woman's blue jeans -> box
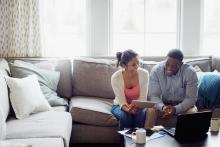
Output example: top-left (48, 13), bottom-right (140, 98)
top-left (111, 105), bottom-right (146, 130)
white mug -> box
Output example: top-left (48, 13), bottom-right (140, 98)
top-left (211, 118), bottom-right (220, 132)
top-left (135, 129), bottom-right (146, 144)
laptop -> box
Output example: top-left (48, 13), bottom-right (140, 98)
top-left (162, 111), bottom-right (212, 140)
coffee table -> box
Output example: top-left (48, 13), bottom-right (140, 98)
top-left (124, 131), bottom-right (220, 147)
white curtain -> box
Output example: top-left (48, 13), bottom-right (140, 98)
top-left (0, 0), bottom-right (42, 57)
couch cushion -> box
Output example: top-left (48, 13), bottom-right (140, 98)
top-left (7, 58), bottom-right (73, 98)
top-left (6, 111), bottom-right (72, 147)
top-left (0, 58), bottom-right (10, 121)
top-left (72, 57), bottom-right (118, 98)
top-left (184, 57), bottom-right (212, 72)
top-left (53, 60), bottom-right (73, 98)
top-left (5, 138), bottom-right (64, 147)
top-left (70, 96), bottom-right (118, 127)
top-left (212, 57), bottom-right (220, 72)
top-left (52, 106), bottom-right (68, 112)
top-left (140, 60), bottom-right (160, 72)
top-left (140, 57), bottom-right (212, 72)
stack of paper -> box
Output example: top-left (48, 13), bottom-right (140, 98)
top-left (118, 129), bottom-right (167, 142)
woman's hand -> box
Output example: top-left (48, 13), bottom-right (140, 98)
top-left (122, 104), bottom-right (139, 114)
top-left (128, 103), bottom-right (139, 114)
top-left (121, 104), bottom-right (130, 112)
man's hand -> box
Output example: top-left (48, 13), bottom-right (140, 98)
top-left (161, 105), bottom-right (176, 119)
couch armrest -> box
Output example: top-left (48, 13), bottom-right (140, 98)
top-left (0, 110), bottom-right (6, 140)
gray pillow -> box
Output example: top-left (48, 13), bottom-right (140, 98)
top-left (9, 61), bottom-right (68, 106)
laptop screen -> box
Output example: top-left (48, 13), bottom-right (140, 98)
top-left (175, 111), bottom-right (212, 138)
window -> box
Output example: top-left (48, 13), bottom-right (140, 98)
top-left (38, 0), bottom-right (207, 57)
top-left (39, 0), bottom-right (86, 57)
top-left (201, 0), bottom-right (220, 55)
top-left (111, 0), bottom-right (178, 56)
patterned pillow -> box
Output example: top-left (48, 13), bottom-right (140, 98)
top-left (197, 72), bottom-right (220, 109)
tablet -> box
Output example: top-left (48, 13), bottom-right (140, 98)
top-left (131, 100), bottom-right (156, 108)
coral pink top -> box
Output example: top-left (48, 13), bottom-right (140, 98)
top-left (124, 84), bottom-right (140, 104)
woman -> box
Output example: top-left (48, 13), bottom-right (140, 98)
top-left (111, 49), bottom-right (149, 130)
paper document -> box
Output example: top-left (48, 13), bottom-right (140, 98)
top-left (149, 131), bottom-right (167, 140)
top-left (118, 129), bottom-right (166, 142)
top-left (118, 129), bottom-right (150, 141)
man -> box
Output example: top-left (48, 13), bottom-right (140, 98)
top-left (148, 49), bottom-right (198, 120)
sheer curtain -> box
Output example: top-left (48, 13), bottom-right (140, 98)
top-left (0, 0), bottom-right (42, 57)
top-left (39, 0), bottom-right (87, 57)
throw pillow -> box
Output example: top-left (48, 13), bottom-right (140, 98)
top-left (196, 72), bottom-right (220, 109)
top-left (9, 60), bottom-right (68, 106)
top-left (5, 75), bottom-right (52, 119)
top-left (193, 65), bottom-right (203, 72)
top-left (0, 58), bottom-right (10, 74)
